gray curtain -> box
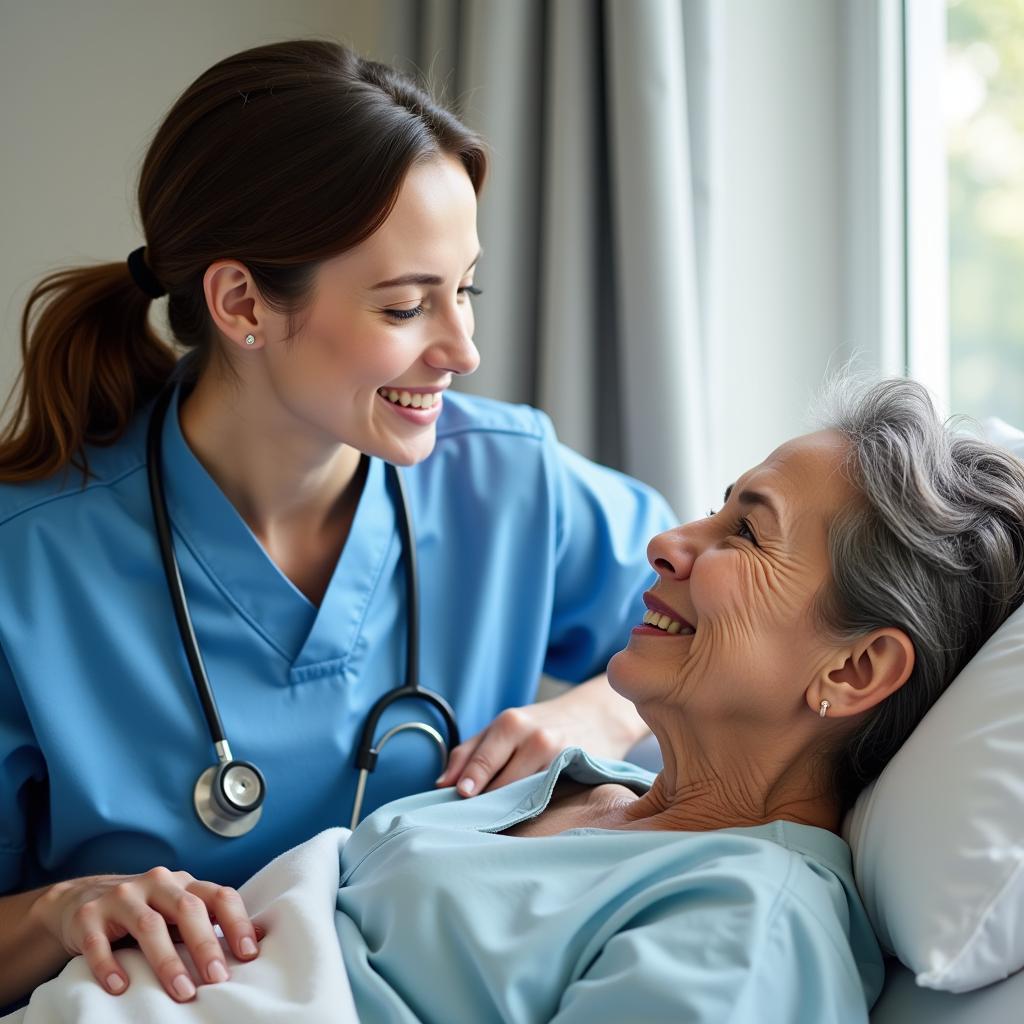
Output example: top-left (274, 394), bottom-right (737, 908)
top-left (386, 0), bottom-right (711, 519)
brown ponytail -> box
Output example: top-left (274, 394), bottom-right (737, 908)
top-left (0, 38), bottom-right (487, 484)
top-left (0, 264), bottom-right (176, 481)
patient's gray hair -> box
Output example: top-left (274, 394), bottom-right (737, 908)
top-left (809, 373), bottom-right (1024, 811)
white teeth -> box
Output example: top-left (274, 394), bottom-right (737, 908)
top-left (642, 608), bottom-right (694, 635)
top-left (379, 388), bottom-right (441, 409)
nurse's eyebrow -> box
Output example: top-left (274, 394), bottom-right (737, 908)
top-left (723, 482), bottom-right (785, 530)
top-left (371, 251), bottom-right (482, 290)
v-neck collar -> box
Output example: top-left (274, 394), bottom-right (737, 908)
top-left (159, 377), bottom-right (400, 681)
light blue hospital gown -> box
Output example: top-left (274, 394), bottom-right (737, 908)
top-left (0, 380), bottom-right (674, 894)
top-left (338, 746), bottom-right (885, 1023)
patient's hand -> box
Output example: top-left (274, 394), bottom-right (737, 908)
top-left (28, 866), bottom-right (263, 1002)
top-left (436, 672), bottom-right (649, 796)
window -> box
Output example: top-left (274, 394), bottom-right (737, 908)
top-left (946, 0), bottom-right (1024, 425)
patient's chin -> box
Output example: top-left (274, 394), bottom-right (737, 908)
top-left (606, 648), bottom-right (645, 701)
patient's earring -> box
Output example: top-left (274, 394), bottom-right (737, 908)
top-left (244, 334), bottom-right (256, 346)
top-left (819, 699), bottom-right (831, 718)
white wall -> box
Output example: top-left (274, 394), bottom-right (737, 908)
top-left (706, 0), bottom-right (846, 498)
top-left (0, 0), bottom-right (384, 406)
top-left (349, 0), bottom-right (858, 508)
top-left (1, 0), bottom-right (856, 507)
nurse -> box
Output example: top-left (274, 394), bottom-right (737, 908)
top-left (0, 39), bottom-right (673, 1008)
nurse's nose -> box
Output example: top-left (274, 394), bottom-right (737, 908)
top-left (425, 305), bottom-right (479, 377)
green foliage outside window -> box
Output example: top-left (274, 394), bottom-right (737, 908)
top-left (948, 0), bottom-right (1024, 423)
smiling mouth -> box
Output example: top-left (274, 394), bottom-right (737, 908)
top-left (640, 609), bottom-right (695, 635)
top-left (377, 388), bottom-right (441, 409)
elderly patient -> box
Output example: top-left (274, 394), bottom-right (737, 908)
top-left (332, 377), bottom-right (1024, 1024)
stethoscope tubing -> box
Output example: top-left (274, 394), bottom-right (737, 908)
top-left (146, 381), bottom-right (460, 836)
top-left (146, 385), bottom-right (228, 748)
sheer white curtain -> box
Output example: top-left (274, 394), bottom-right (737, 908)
top-left (380, 0), bottom-right (712, 519)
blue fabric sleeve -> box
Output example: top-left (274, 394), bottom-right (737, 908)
top-left (537, 411), bottom-right (677, 682)
top-left (550, 870), bottom-right (871, 1024)
top-left (0, 637), bottom-right (44, 895)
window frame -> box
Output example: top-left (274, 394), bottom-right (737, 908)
top-left (842, 0), bottom-right (907, 381)
top-left (903, 0), bottom-right (950, 416)
top-left (843, 0), bottom-right (949, 415)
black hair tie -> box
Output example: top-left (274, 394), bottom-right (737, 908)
top-left (127, 246), bottom-right (167, 299)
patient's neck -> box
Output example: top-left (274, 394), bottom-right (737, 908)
top-left (590, 717), bottom-right (843, 835)
top-left (614, 774), bottom-right (842, 835)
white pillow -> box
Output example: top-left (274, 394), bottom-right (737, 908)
top-left (844, 416), bottom-right (1024, 993)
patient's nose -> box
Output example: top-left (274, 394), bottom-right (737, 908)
top-left (647, 527), bottom-right (693, 579)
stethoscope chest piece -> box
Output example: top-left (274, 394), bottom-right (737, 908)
top-left (148, 381), bottom-right (459, 838)
top-left (193, 759), bottom-right (266, 838)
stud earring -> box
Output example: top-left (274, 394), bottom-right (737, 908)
top-left (244, 334), bottom-right (256, 346)
top-left (819, 699), bottom-right (831, 718)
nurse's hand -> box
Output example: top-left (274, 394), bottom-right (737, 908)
top-left (29, 867), bottom-right (263, 1001)
top-left (435, 672), bottom-right (650, 796)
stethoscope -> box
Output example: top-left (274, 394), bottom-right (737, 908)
top-left (145, 383), bottom-right (460, 838)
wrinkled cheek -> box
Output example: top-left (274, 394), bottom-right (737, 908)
top-left (692, 617), bottom-right (760, 682)
top-left (690, 561), bottom-right (777, 672)
top-left (669, 635), bottom-right (713, 700)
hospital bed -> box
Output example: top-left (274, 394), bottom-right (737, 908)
top-left (623, 414), bottom-right (1024, 1021)
top-left (626, 733), bottom-right (1024, 1023)
top-left (870, 961), bottom-right (1024, 1022)
top-left (10, 817), bottom-right (1022, 1024)
top-left (10, 418), bottom-right (1024, 1021)
top-left (11, 808), bottom-right (1020, 1024)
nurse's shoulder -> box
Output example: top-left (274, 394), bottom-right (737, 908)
top-left (432, 389), bottom-right (549, 446)
top-left (423, 390), bottom-right (568, 506)
top-left (429, 388), bottom-right (675, 522)
top-left (0, 406), bottom-right (149, 534)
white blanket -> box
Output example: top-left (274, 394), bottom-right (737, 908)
top-left (6, 828), bottom-right (360, 1023)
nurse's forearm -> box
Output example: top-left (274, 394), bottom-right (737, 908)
top-left (0, 884), bottom-right (69, 1005)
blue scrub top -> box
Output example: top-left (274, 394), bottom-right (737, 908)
top-left (0, 379), bottom-right (675, 893)
top-left (338, 747), bottom-right (885, 1022)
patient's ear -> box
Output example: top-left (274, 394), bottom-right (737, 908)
top-left (814, 628), bottom-right (915, 717)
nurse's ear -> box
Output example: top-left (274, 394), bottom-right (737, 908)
top-left (202, 260), bottom-right (275, 352)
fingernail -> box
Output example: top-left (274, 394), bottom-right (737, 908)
top-left (208, 960), bottom-right (229, 983)
top-left (457, 778), bottom-right (476, 796)
top-left (240, 936), bottom-right (258, 957)
top-left (434, 775), bottom-right (446, 785)
top-left (106, 973), bottom-right (125, 994)
top-left (173, 974), bottom-right (196, 1000)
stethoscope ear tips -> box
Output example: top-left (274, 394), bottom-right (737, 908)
top-left (194, 760), bottom-right (266, 837)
